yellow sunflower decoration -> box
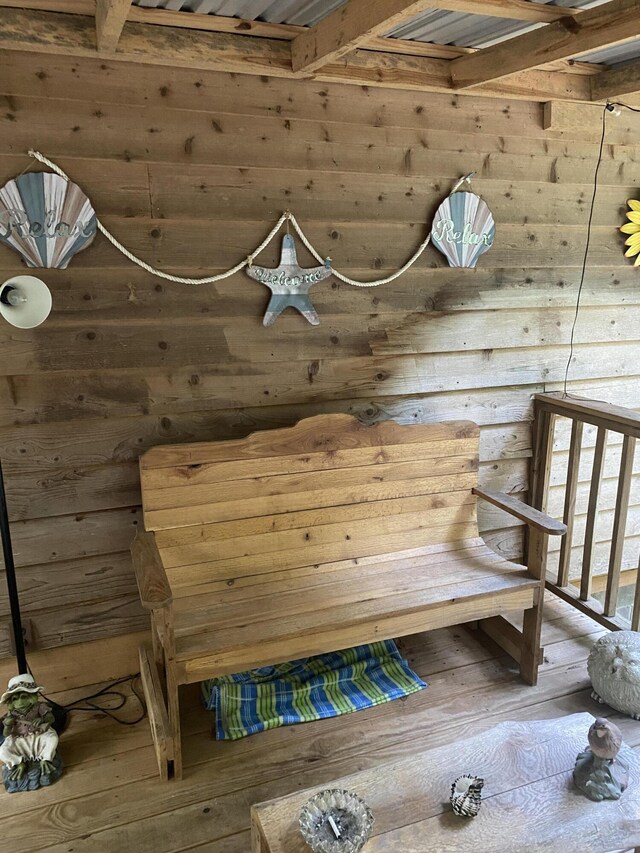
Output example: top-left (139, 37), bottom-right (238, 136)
top-left (621, 199), bottom-right (640, 266)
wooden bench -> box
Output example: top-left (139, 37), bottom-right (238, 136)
top-left (131, 414), bottom-right (566, 780)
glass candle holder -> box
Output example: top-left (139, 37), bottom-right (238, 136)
top-left (299, 788), bottom-right (374, 853)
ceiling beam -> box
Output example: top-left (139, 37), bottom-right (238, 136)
top-left (425, 0), bottom-right (585, 22)
top-left (0, 7), bottom-right (593, 103)
top-left (450, 0), bottom-right (640, 89)
top-left (0, 0), bottom-right (605, 74)
top-left (590, 58), bottom-right (640, 99)
top-left (291, 0), bottom-right (436, 74)
top-left (95, 0), bottom-right (132, 52)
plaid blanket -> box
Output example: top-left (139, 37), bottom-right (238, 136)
top-left (201, 640), bottom-right (427, 741)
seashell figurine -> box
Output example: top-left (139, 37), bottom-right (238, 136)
top-left (450, 774), bottom-right (484, 817)
top-left (588, 631), bottom-right (640, 720)
top-left (431, 190), bottom-right (495, 268)
top-left (0, 172), bottom-right (96, 269)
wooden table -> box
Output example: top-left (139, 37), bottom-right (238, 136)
top-left (251, 713), bottom-right (640, 853)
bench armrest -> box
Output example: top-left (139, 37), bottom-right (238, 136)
top-left (131, 530), bottom-right (173, 609)
top-left (472, 486), bottom-right (567, 536)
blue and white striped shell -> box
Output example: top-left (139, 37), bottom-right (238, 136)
top-left (450, 774), bottom-right (484, 817)
top-left (0, 172), bottom-right (96, 269)
top-left (431, 191), bottom-right (495, 268)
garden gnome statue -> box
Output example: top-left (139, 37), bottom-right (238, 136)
top-left (0, 674), bottom-right (63, 792)
top-left (573, 717), bottom-right (628, 802)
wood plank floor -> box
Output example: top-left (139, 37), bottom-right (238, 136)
top-left (4, 595), bottom-right (640, 853)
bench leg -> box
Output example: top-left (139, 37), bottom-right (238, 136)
top-left (151, 611), bottom-right (165, 675)
top-left (166, 662), bottom-right (183, 780)
top-left (139, 644), bottom-right (172, 782)
top-left (520, 528), bottom-right (548, 686)
top-left (520, 601), bottom-right (543, 686)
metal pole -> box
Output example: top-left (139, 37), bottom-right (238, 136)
top-left (0, 457), bottom-right (27, 674)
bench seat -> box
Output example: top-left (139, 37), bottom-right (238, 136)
top-left (132, 414), bottom-right (565, 780)
top-left (171, 540), bottom-right (538, 681)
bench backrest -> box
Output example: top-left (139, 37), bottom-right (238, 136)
top-left (140, 415), bottom-right (480, 597)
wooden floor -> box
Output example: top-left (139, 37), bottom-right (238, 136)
top-left (4, 595), bottom-right (640, 853)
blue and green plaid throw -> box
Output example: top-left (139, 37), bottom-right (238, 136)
top-left (201, 639), bottom-right (427, 740)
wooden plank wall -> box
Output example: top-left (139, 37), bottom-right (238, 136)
top-left (0, 49), bottom-right (638, 658)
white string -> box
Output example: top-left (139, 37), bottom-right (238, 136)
top-left (28, 150), bottom-right (285, 285)
top-left (287, 212), bottom-right (431, 287)
top-left (27, 149), bottom-right (458, 288)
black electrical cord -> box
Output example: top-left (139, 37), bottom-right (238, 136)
top-left (562, 100), bottom-right (640, 399)
top-left (31, 669), bottom-right (146, 727)
top-left (609, 100), bottom-right (640, 114)
top-left (562, 103), bottom-right (608, 396)
top-left (63, 674), bottom-right (146, 726)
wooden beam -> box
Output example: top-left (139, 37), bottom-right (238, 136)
top-left (292, 0), bottom-right (438, 74)
top-left (450, 0), bottom-right (640, 89)
top-left (95, 0), bottom-right (132, 52)
top-left (591, 58), bottom-right (640, 99)
top-left (0, 0), bottom-right (606, 74)
top-left (427, 0), bottom-right (585, 22)
top-left (0, 8), bottom-right (594, 103)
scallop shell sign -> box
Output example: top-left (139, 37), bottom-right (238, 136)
top-left (0, 172), bottom-right (97, 269)
top-left (431, 191), bottom-right (495, 268)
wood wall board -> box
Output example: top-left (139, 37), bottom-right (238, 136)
top-left (549, 467), bottom-right (640, 514)
top-left (0, 218), bottom-right (624, 272)
top-left (3, 462), bottom-right (141, 520)
top-left (0, 269), bottom-right (633, 332)
top-left (0, 629), bottom-right (146, 694)
top-left (0, 398), bottom-right (535, 473)
top-left (0, 153), bottom-right (151, 216)
top-left (5, 101), bottom-right (639, 186)
top-left (0, 550), bottom-right (136, 611)
top-left (0, 52), bottom-right (544, 130)
top-left (147, 166), bottom-right (634, 226)
top-left (7, 506), bottom-right (141, 568)
top-left (20, 592), bottom-right (147, 651)
top-left (8, 48), bottom-right (612, 136)
top-left (0, 91), bottom-right (632, 165)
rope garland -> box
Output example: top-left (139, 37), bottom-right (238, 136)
top-left (27, 150), bottom-right (473, 288)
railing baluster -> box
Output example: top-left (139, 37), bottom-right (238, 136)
top-left (530, 409), bottom-right (555, 514)
top-left (631, 552), bottom-right (640, 632)
top-left (580, 427), bottom-right (607, 602)
top-left (557, 419), bottom-right (583, 588)
top-left (604, 434), bottom-right (637, 616)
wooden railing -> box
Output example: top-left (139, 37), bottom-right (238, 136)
top-left (532, 393), bottom-right (640, 632)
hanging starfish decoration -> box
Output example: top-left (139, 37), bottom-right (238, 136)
top-left (246, 233), bottom-right (332, 326)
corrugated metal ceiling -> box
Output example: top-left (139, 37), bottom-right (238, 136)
top-left (132, 0), bottom-right (640, 67)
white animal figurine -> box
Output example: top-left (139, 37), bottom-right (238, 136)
top-left (588, 631), bottom-right (640, 720)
